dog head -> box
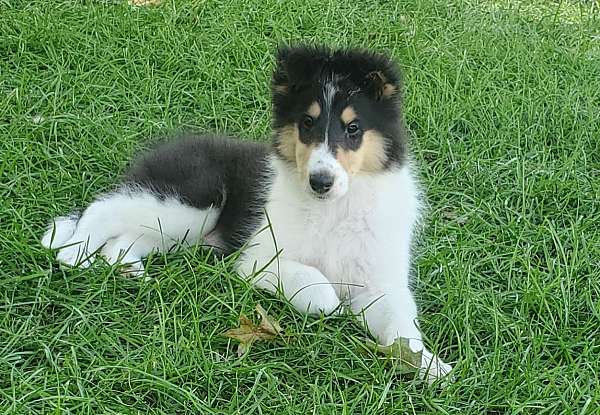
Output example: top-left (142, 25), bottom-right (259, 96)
top-left (271, 45), bottom-right (407, 201)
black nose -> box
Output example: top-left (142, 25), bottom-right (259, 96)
top-left (309, 172), bottom-right (334, 194)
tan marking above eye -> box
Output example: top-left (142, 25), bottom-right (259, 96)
top-left (307, 101), bottom-right (321, 118)
top-left (341, 106), bottom-right (357, 124)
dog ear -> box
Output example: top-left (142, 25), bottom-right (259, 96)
top-left (272, 46), bottom-right (401, 101)
top-left (348, 49), bottom-right (401, 101)
top-left (272, 45), bottom-right (328, 96)
top-left (363, 70), bottom-right (398, 101)
top-left (272, 46), bottom-right (292, 95)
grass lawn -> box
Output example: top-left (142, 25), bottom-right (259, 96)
top-left (1, 0), bottom-right (599, 413)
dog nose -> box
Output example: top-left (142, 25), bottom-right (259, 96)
top-left (309, 172), bottom-right (334, 194)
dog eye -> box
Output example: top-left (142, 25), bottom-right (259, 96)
top-left (301, 115), bottom-right (314, 129)
top-left (346, 121), bottom-right (360, 135)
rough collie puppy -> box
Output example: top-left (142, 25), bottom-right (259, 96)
top-left (41, 45), bottom-right (452, 382)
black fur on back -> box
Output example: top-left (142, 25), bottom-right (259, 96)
top-left (124, 134), bottom-right (270, 254)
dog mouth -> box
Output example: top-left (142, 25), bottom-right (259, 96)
top-left (307, 184), bottom-right (340, 201)
top-left (310, 192), bottom-right (331, 201)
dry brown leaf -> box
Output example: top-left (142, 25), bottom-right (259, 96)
top-left (256, 304), bottom-right (282, 335)
top-left (223, 304), bottom-right (283, 356)
top-left (128, 0), bottom-right (162, 6)
top-left (363, 337), bottom-right (422, 374)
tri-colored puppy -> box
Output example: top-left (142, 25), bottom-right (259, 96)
top-left (42, 45), bottom-right (452, 382)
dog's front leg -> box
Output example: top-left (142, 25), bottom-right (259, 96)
top-left (350, 287), bottom-right (453, 384)
top-left (238, 255), bottom-right (340, 316)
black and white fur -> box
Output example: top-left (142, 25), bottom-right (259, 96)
top-left (42, 46), bottom-right (452, 382)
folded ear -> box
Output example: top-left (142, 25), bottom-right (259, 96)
top-left (272, 46), bottom-right (292, 95)
top-left (271, 45), bottom-right (329, 96)
top-left (364, 70), bottom-right (398, 101)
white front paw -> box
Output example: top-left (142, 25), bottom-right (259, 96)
top-left (289, 271), bottom-right (341, 315)
top-left (56, 243), bottom-right (95, 267)
top-left (99, 237), bottom-right (145, 276)
top-left (420, 349), bottom-right (453, 385)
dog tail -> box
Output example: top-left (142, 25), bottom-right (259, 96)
top-left (41, 214), bottom-right (80, 249)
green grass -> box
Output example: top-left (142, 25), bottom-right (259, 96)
top-left (1, 0), bottom-right (599, 413)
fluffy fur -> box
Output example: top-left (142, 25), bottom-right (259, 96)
top-left (41, 45), bottom-right (452, 382)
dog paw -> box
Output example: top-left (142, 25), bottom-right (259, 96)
top-left (289, 270), bottom-right (341, 316)
top-left (100, 237), bottom-right (146, 276)
top-left (56, 243), bottom-right (95, 268)
top-left (120, 260), bottom-right (145, 277)
top-left (419, 349), bottom-right (453, 385)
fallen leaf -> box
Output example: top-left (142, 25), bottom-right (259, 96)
top-left (256, 303), bottom-right (282, 334)
top-left (128, 0), bottom-right (162, 6)
top-left (223, 304), bottom-right (283, 356)
top-left (363, 337), bottom-right (422, 374)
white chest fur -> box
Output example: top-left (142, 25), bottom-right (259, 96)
top-left (244, 157), bottom-right (421, 299)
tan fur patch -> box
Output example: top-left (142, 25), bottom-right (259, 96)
top-left (367, 71), bottom-right (397, 99)
top-left (341, 106), bottom-right (357, 124)
top-left (273, 84), bottom-right (288, 94)
top-left (382, 83), bottom-right (397, 98)
top-left (307, 101), bottom-right (321, 118)
top-left (277, 124), bottom-right (315, 174)
top-left (336, 130), bottom-right (387, 174)
top-left (277, 124), bottom-right (299, 162)
top-left (295, 141), bottom-right (315, 177)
